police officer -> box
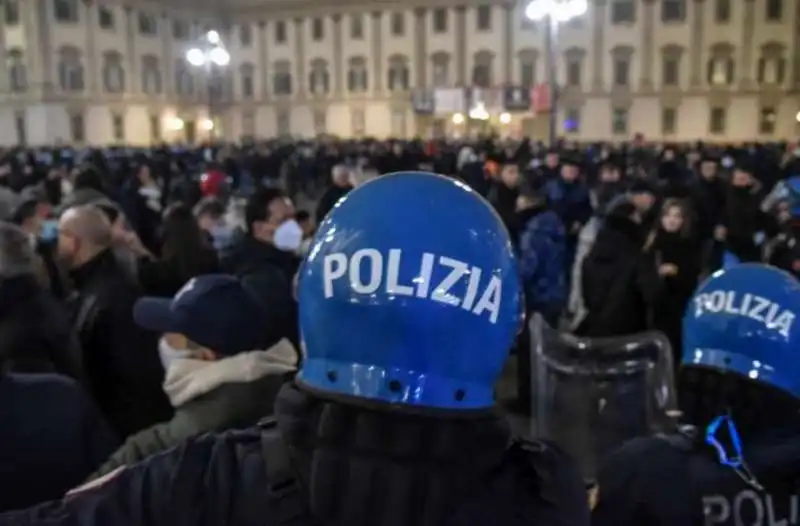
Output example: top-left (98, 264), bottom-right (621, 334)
top-left (592, 263), bottom-right (800, 526)
top-left (2, 172), bottom-right (590, 526)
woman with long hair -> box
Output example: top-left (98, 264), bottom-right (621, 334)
top-left (647, 198), bottom-right (701, 367)
top-left (137, 203), bottom-right (219, 297)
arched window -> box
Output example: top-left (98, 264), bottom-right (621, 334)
top-left (347, 56), bottom-right (368, 93)
top-left (240, 62), bottom-right (255, 99)
top-left (431, 51), bottom-right (450, 88)
top-left (7, 48), bottom-right (26, 93)
top-left (102, 51), bottom-right (126, 93)
top-left (141, 55), bottom-right (162, 94)
top-left (273, 60), bottom-right (292, 95)
top-left (758, 42), bottom-right (787, 85)
top-left (387, 54), bottom-right (409, 91)
top-left (707, 43), bottom-right (735, 86)
top-left (58, 46), bottom-right (84, 92)
top-left (309, 58), bottom-right (330, 95)
top-left (471, 50), bottom-right (494, 88)
top-left (564, 47), bottom-right (585, 87)
top-left (174, 60), bottom-right (194, 95)
top-left (517, 49), bottom-right (537, 89)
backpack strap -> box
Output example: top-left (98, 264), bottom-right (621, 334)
top-left (259, 419), bottom-right (316, 526)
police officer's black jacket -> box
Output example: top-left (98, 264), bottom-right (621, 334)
top-left (0, 382), bottom-right (590, 526)
top-left (592, 427), bottom-right (800, 526)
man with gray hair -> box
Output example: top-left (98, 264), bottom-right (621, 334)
top-left (0, 222), bottom-right (83, 382)
top-left (58, 205), bottom-right (172, 437)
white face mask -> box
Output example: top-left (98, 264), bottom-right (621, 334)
top-left (273, 219), bottom-right (304, 252)
top-left (158, 338), bottom-right (193, 370)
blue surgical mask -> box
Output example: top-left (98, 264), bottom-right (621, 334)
top-left (158, 338), bottom-right (193, 370)
top-left (39, 219), bottom-right (59, 242)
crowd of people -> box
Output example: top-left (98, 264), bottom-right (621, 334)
top-left (0, 137), bottom-right (799, 525)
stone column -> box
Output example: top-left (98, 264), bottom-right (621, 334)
top-left (502, 4), bottom-right (513, 84)
top-left (639, 0), bottom-right (656, 91)
top-left (371, 11), bottom-right (383, 93)
top-left (0, 0), bottom-right (8, 94)
top-left (162, 13), bottom-right (173, 95)
top-left (739, 0), bottom-right (756, 89)
top-left (332, 15), bottom-right (343, 95)
top-left (454, 6), bottom-right (466, 85)
top-left (294, 18), bottom-right (306, 99)
top-left (85, 3), bottom-right (98, 94)
top-left (689, 0), bottom-right (705, 87)
top-left (414, 8), bottom-right (427, 87)
top-left (591, 0), bottom-right (606, 91)
top-left (26, 0), bottom-right (54, 96)
top-left (124, 7), bottom-right (138, 92)
top-left (258, 21), bottom-right (270, 101)
top-left (793, 0), bottom-right (800, 88)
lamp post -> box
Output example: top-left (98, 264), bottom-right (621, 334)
top-left (185, 30), bottom-right (231, 140)
top-left (525, 0), bottom-right (587, 146)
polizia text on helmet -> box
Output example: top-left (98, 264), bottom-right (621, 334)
top-left (693, 290), bottom-right (795, 338)
top-left (322, 249), bottom-right (503, 324)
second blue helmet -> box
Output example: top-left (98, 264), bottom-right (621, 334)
top-left (683, 264), bottom-right (800, 398)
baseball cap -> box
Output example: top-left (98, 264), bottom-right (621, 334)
top-left (134, 274), bottom-right (268, 356)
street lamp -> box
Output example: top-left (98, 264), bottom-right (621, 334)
top-left (525, 0), bottom-right (587, 146)
top-left (185, 30), bottom-right (231, 67)
top-left (185, 30), bottom-right (231, 139)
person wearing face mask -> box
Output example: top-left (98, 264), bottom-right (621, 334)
top-left (193, 197), bottom-right (235, 253)
top-left (221, 188), bottom-right (301, 349)
top-left (86, 274), bottom-right (296, 481)
top-left (10, 192), bottom-right (64, 297)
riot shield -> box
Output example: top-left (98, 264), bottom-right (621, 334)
top-left (528, 314), bottom-right (678, 480)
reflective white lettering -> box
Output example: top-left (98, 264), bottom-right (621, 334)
top-left (321, 249), bottom-right (503, 324)
top-left (432, 256), bottom-right (469, 307)
top-left (694, 290), bottom-right (795, 338)
top-left (415, 252), bottom-right (435, 298)
top-left (472, 275), bottom-right (502, 324)
top-left (734, 489), bottom-right (763, 526)
top-left (767, 494), bottom-right (788, 526)
top-left (323, 253), bottom-right (348, 298)
top-left (386, 249), bottom-right (414, 296)
top-left (703, 492), bottom-right (800, 526)
top-left (704, 495), bottom-right (731, 525)
top-left (751, 297), bottom-right (771, 323)
top-left (349, 248), bottom-right (383, 294)
top-left (461, 266), bottom-right (483, 312)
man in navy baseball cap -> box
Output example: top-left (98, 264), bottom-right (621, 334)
top-left (134, 274), bottom-right (271, 358)
top-left (82, 274), bottom-right (297, 480)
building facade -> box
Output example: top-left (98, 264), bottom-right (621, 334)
top-left (1, 0), bottom-right (799, 145)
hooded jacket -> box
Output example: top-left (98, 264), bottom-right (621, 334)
top-left (88, 339), bottom-right (297, 480)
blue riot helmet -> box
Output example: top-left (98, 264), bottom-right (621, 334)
top-left (683, 263), bottom-right (800, 398)
top-left (297, 171), bottom-right (523, 410)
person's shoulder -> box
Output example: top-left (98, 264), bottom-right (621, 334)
top-left (597, 433), bottom-right (688, 489)
top-left (2, 371), bottom-right (80, 392)
top-left (505, 438), bottom-right (591, 524)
